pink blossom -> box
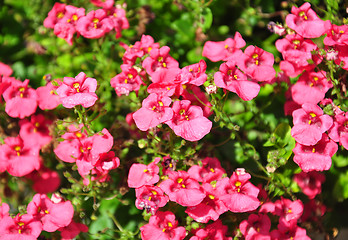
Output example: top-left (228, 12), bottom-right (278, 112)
top-left (285, 2), bottom-right (330, 38)
top-left (2, 79), bottom-right (37, 119)
top-left (140, 211), bottom-right (186, 240)
top-left (133, 93), bottom-right (173, 131)
top-left (43, 3), bottom-right (67, 29)
top-left (0, 62), bottom-right (13, 77)
top-left (185, 182), bottom-right (228, 223)
top-left (165, 100), bottom-right (212, 142)
top-left (142, 46), bottom-right (179, 76)
top-left (273, 198), bottom-right (303, 222)
top-left (294, 171), bottom-right (325, 199)
top-left (328, 112), bottom-right (348, 150)
top-left (270, 218), bottom-right (310, 240)
top-left (214, 60), bottom-right (260, 101)
top-left (301, 199), bottom-right (326, 222)
top-left (90, 0), bottom-right (114, 9)
top-left (147, 68), bottom-right (181, 96)
top-left (56, 72), bottom-right (98, 108)
top-left (59, 220), bottom-right (88, 240)
top-left (290, 71), bottom-right (332, 105)
top-left (27, 194), bottom-right (74, 232)
top-left (135, 185), bottom-right (169, 214)
top-left (27, 167), bottom-right (61, 194)
top-left (189, 220), bottom-right (232, 240)
top-left (75, 9), bottom-right (113, 39)
top-left (202, 32), bottom-right (245, 62)
top-left (0, 214), bottom-right (42, 239)
top-left (293, 133), bottom-right (338, 172)
top-left (0, 202), bottom-right (10, 220)
top-left (36, 81), bottom-right (61, 110)
top-left (324, 24), bottom-right (348, 46)
top-left (291, 103), bottom-right (333, 146)
top-left (19, 114), bottom-right (52, 148)
top-left (127, 158), bottom-right (160, 188)
top-left (237, 45), bottom-right (276, 82)
top-left (110, 64), bottom-right (144, 96)
top-left (239, 214), bottom-right (271, 240)
top-left (0, 136), bottom-right (40, 177)
top-left (216, 170), bottom-right (260, 212)
top-left (160, 170), bottom-right (205, 207)
top-left (178, 60), bottom-right (208, 87)
top-left (187, 157), bottom-right (225, 183)
top-left (53, 22), bottom-right (76, 45)
top-left (107, 7), bottom-right (129, 38)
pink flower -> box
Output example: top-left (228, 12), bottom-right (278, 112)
top-left (53, 22), bottom-right (76, 45)
top-left (107, 7), bottom-right (129, 38)
top-left (43, 3), bottom-right (67, 29)
top-left (142, 46), bottom-right (179, 76)
top-left (2, 79), bottom-right (37, 119)
top-left (301, 199), bottom-right (326, 222)
top-left (27, 167), bottom-right (61, 194)
top-left (133, 93), bottom-right (173, 131)
top-left (216, 170), bottom-right (260, 212)
top-left (291, 103), bottom-right (333, 146)
top-left (0, 62), bottom-right (13, 77)
top-left (178, 60), bottom-right (208, 87)
top-left (36, 81), bottom-right (61, 110)
top-left (274, 198), bottom-right (303, 222)
top-left (202, 32), bottom-right (245, 62)
top-left (187, 157), bottom-right (225, 183)
top-left (214, 60), bottom-right (260, 101)
top-left (160, 170), bottom-right (205, 207)
top-left (324, 24), bottom-right (348, 46)
top-left (0, 136), bottom-right (40, 177)
top-left (293, 133), bottom-right (338, 172)
top-left (90, 0), bottom-right (114, 9)
top-left (328, 112), bottom-right (348, 150)
top-left (165, 100), bottom-right (212, 141)
top-left (293, 171), bottom-right (325, 199)
top-left (75, 9), bottom-right (113, 39)
top-left (56, 72), bottom-right (98, 108)
top-left (185, 182), bottom-right (228, 223)
top-left (147, 68), bottom-right (181, 97)
top-left (59, 220), bottom-right (88, 240)
top-left (27, 194), bottom-right (74, 232)
top-left (110, 64), bottom-right (144, 96)
top-left (135, 185), bottom-right (169, 214)
top-left (19, 114), bottom-right (52, 148)
top-left (140, 211), bottom-right (186, 240)
top-left (285, 2), bottom-right (330, 38)
top-left (189, 220), bottom-right (232, 240)
top-left (290, 70), bottom-right (332, 105)
top-left (270, 218), bottom-right (310, 240)
top-left (237, 45), bottom-right (276, 82)
top-left (181, 86), bottom-right (213, 117)
top-left (0, 214), bottom-right (42, 239)
top-left (239, 214), bottom-right (271, 240)
top-left (127, 158), bottom-right (160, 188)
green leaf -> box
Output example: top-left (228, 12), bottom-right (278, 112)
top-left (200, 8), bottom-right (213, 32)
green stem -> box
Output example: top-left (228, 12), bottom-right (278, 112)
top-left (107, 212), bottom-right (124, 232)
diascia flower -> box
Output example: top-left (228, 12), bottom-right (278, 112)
top-left (133, 93), bottom-right (173, 131)
top-left (160, 170), bottom-right (205, 207)
top-left (214, 60), bottom-right (260, 101)
top-left (56, 72), bottom-right (98, 108)
top-left (216, 169), bottom-right (260, 212)
top-left (291, 103), bottom-right (333, 146)
top-left (27, 194), bottom-right (74, 232)
top-left (0, 214), bottom-right (42, 239)
top-left (140, 211), bottom-right (186, 240)
top-left (0, 136), bottom-right (40, 177)
top-left (293, 171), bottom-right (325, 199)
top-left (285, 2), bottom-right (330, 38)
top-left (239, 214), bottom-right (271, 240)
top-left (293, 133), bottom-right (338, 172)
top-left (165, 100), bottom-right (212, 142)
top-left (202, 32), bottom-right (246, 62)
top-left (2, 78), bottom-right (38, 119)
top-left (127, 158), bottom-right (160, 188)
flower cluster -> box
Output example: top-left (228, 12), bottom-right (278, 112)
top-left (44, 0), bottom-right (129, 45)
top-left (0, 194), bottom-right (87, 239)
